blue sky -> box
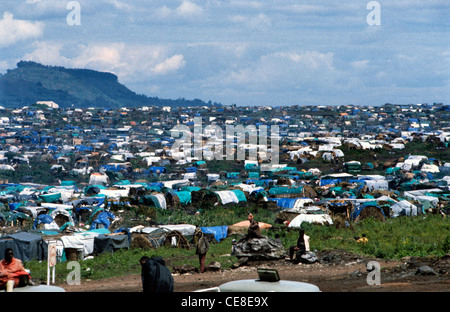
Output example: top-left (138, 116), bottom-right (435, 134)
top-left (0, 0), bottom-right (449, 106)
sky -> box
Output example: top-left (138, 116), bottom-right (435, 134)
top-left (0, 0), bottom-right (449, 107)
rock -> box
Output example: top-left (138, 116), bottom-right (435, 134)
top-left (232, 257), bottom-right (249, 269)
top-left (234, 236), bottom-right (286, 260)
top-left (298, 251), bottom-right (318, 264)
top-left (416, 265), bottom-right (438, 276)
top-left (351, 270), bottom-right (363, 278)
top-left (173, 264), bottom-right (197, 274)
top-left (207, 261), bottom-right (221, 272)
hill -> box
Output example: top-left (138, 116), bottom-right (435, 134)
top-left (0, 61), bottom-right (216, 108)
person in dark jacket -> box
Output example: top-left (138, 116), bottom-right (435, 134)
top-left (195, 230), bottom-right (210, 273)
top-left (140, 256), bottom-right (174, 292)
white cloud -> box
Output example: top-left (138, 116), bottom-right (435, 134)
top-left (20, 42), bottom-right (186, 82)
top-left (176, 1), bottom-right (203, 17)
top-left (0, 12), bottom-right (44, 47)
top-left (204, 50), bottom-right (337, 93)
top-left (22, 41), bottom-right (71, 66)
top-left (232, 13), bottom-right (271, 31)
top-left (151, 54), bottom-right (186, 75)
top-left (152, 1), bottom-right (204, 20)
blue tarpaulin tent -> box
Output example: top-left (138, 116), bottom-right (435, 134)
top-left (200, 226), bottom-right (228, 242)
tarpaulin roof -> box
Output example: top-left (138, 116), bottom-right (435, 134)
top-left (199, 226), bottom-right (228, 242)
top-left (175, 191), bottom-right (192, 205)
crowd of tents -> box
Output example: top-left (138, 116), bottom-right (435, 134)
top-left (0, 103), bottom-right (449, 264)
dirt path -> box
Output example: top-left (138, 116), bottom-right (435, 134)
top-left (58, 251), bottom-right (450, 292)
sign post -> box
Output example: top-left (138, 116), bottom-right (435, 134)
top-left (47, 243), bottom-right (57, 285)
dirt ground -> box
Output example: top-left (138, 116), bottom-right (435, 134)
top-left (57, 250), bottom-right (450, 292)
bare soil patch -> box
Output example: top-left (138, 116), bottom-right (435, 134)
top-left (58, 250), bottom-right (450, 292)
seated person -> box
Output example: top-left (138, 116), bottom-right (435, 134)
top-left (0, 248), bottom-right (33, 292)
top-left (246, 213), bottom-right (261, 239)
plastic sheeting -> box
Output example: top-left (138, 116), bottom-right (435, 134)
top-left (159, 224), bottom-right (196, 237)
top-left (0, 231), bottom-right (45, 261)
top-left (90, 211), bottom-right (115, 230)
top-left (215, 190), bottom-right (239, 205)
top-left (175, 191), bottom-right (192, 205)
top-left (391, 200), bottom-right (418, 217)
top-left (199, 226), bottom-right (228, 242)
top-left (288, 214), bottom-right (333, 228)
top-left (268, 198), bottom-right (314, 210)
top-left (93, 234), bottom-right (130, 254)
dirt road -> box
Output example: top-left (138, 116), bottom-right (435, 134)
top-left (58, 250), bottom-right (450, 292)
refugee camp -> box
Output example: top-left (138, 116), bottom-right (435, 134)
top-left (0, 102), bottom-right (448, 292)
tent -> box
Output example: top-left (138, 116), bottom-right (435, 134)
top-left (0, 231), bottom-right (45, 261)
top-left (344, 161), bottom-right (362, 174)
top-left (268, 198), bottom-right (314, 211)
top-left (390, 200), bottom-right (418, 217)
top-left (175, 191), bottom-right (192, 205)
top-left (215, 190), bottom-right (243, 205)
top-left (199, 226), bottom-right (228, 242)
top-left (90, 211), bottom-right (116, 230)
top-left (39, 192), bottom-right (61, 203)
top-left (93, 234), bottom-right (130, 254)
top-left (288, 214), bottom-right (333, 228)
top-left (139, 194), bottom-right (167, 210)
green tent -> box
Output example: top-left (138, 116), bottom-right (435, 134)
top-left (268, 186), bottom-right (303, 195)
top-left (139, 195), bottom-right (164, 209)
top-left (180, 186), bottom-right (201, 192)
top-left (39, 193), bottom-right (61, 203)
top-left (231, 189), bottom-right (247, 202)
top-left (175, 191), bottom-right (192, 205)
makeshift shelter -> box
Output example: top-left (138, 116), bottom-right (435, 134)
top-left (0, 231), bottom-right (45, 261)
top-left (89, 173), bottom-right (109, 186)
top-left (288, 213), bottom-right (333, 228)
top-left (199, 226), bottom-right (228, 242)
top-left (139, 194), bottom-right (167, 209)
top-left (344, 161), bottom-right (362, 174)
top-left (50, 208), bottom-right (74, 228)
top-left (351, 204), bottom-right (386, 222)
top-left (175, 191), bottom-right (192, 205)
top-left (39, 192), bottom-right (61, 203)
top-left (390, 200), bottom-right (418, 217)
top-left (93, 234), bottom-right (130, 254)
top-left (90, 211), bottom-right (116, 230)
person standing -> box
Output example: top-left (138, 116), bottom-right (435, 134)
top-left (195, 230), bottom-right (210, 273)
top-left (139, 256), bottom-right (174, 292)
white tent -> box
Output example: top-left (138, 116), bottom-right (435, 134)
top-left (89, 173), bottom-right (109, 185)
top-left (391, 200), bottom-right (418, 217)
top-left (421, 164), bottom-right (439, 173)
top-left (215, 191), bottom-right (239, 205)
top-left (288, 213), bottom-right (333, 228)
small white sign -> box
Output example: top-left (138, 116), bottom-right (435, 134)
top-left (47, 243), bottom-right (57, 285)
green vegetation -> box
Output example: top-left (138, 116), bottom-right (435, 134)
top-left (0, 61), bottom-right (215, 108)
top-left (23, 207), bottom-right (449, 285)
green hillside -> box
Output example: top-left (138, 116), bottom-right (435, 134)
top-left (0, 61), bottom-right (213, 108)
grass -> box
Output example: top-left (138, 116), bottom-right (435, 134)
top-left (23, 210), bottom-right (449, 285)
